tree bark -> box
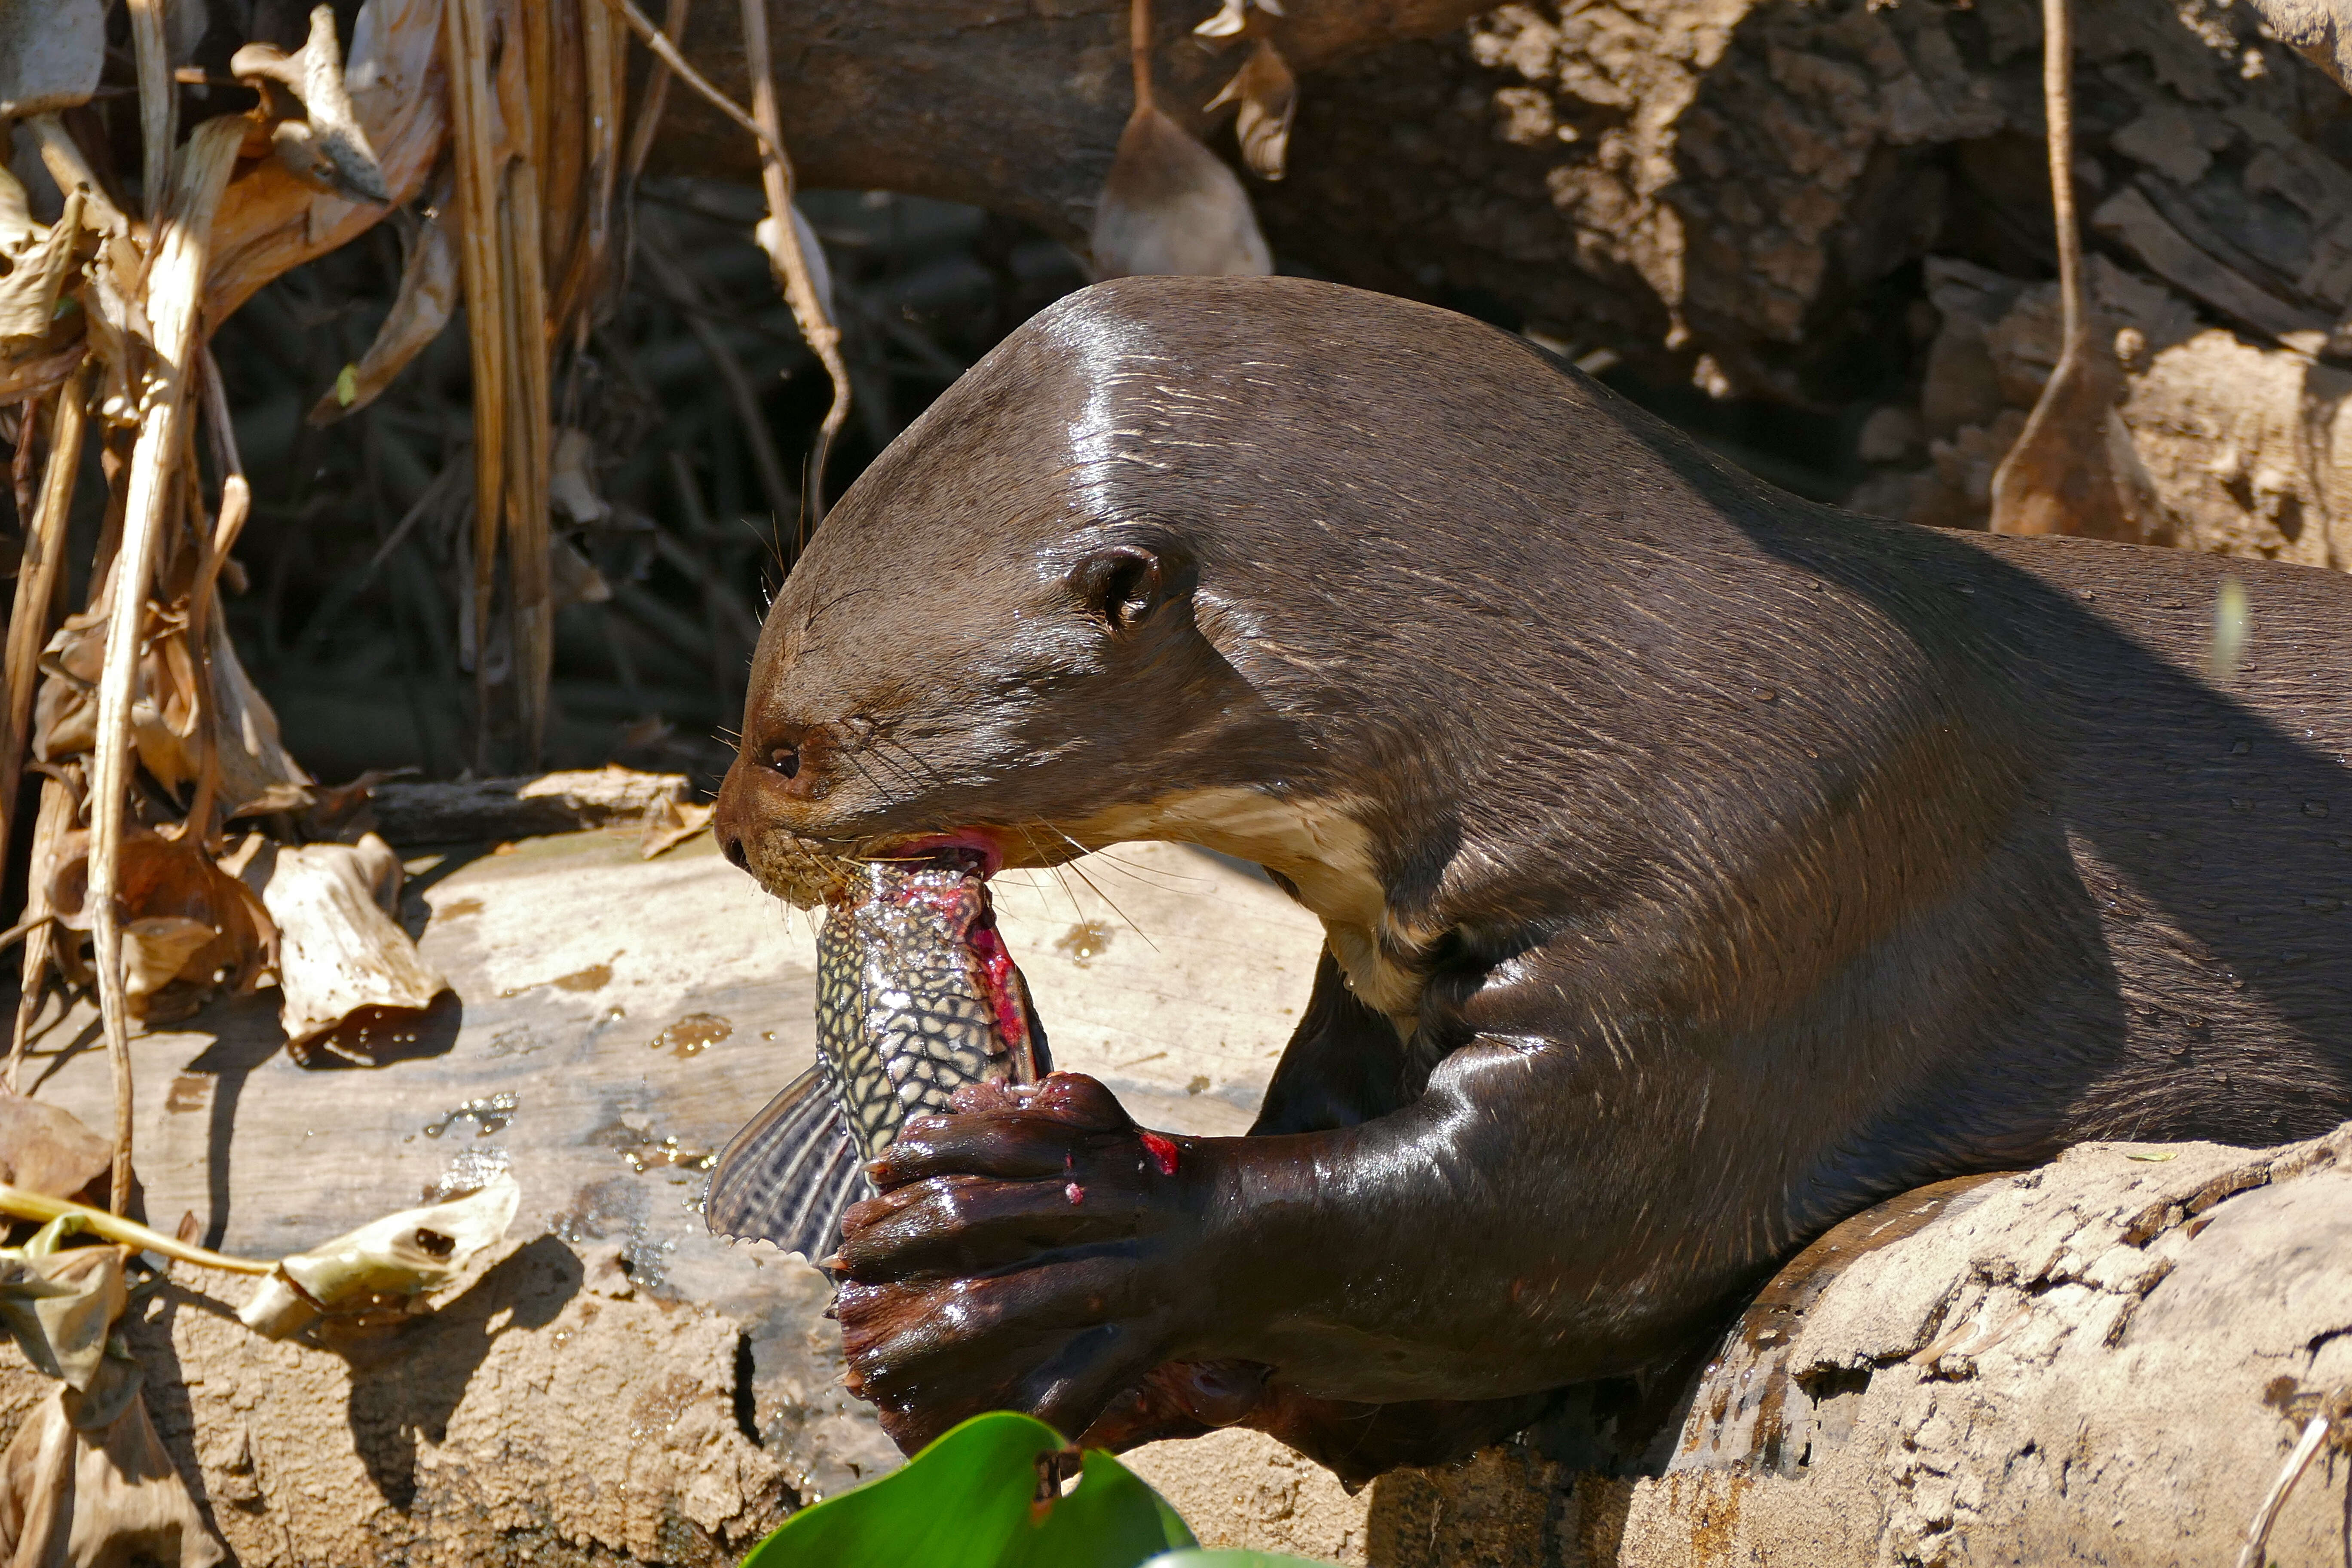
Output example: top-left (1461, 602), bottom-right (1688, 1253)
top-left (1363, 1119), bottom-right (2352, 1566)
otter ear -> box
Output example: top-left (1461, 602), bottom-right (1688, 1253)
top-left (1072, 545), bottom-right (1170, 634)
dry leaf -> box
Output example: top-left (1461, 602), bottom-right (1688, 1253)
top-left (33, 605), bottom-right (310, 820)
top-left (550, 426), bottom-right (609, 525)
top-left (46, 828), bottom-right (279, 1022)
top-left (0, 1231), bottom-right (222, 1568)
top-left (0, 191), bottom-right (89, 346)
top-left (0, 0), bottom-right (105, 119)
top-left (230, 4), bottom-right (394, 206)
top-left (0, 1383), bottom-right (224, 1568)
top-left (306, 202), bottom-right (456, 424)
top-left (639, 796), bottom-right (713, 859)
top-left (1205, 39), bottom-right (1297, 182)
top-left (0, 1098), bottom-right (110, 1205)
top-left (249, 835), bottom-right (450, 1065)
top-left (237, 1172), bottom-right (520, 1338)
top-left (1192, 0), bottom-right (1283, 38)
top-left (1091, 105), bottom-right (1272, 279)
top-left (0, 1234), bottom-right (122, 1394)
top-left (201, 612), bottom-right (315, 820)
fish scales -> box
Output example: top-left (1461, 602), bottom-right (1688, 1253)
top-left (706, 859), bottom-right (1050, 1260)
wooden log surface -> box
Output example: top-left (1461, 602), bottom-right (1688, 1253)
top-left (0, 827), bottom-right (1327, 1562)
top-left (5, 822), bottom-right (2346, 1563)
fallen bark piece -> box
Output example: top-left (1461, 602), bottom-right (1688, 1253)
top-left (369, 766), bottom-right (691, 844)
top-left (237, 1172), bottom-right (519, 1338)
top-left (251, 835), bottom-right (450, 1066)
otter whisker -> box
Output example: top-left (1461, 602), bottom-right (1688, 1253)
top-left (1026, 820), bottom-right (1159, 954)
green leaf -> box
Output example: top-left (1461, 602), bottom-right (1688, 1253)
top-left (1142, 1553), bottom-right (1338, 1566)
top-left (741, 1411), bottom-right (1196, 1568)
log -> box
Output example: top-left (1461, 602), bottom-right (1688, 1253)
top-left (1359, 1121), bottom-right (2352, 1566)
top-left (0, 827), bottom-right (1326, 1559)
top-left (366, 767), bottom-right (691, 844)
top-left (652, 0), bottom-right (2352, 413)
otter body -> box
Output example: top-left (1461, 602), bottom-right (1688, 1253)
top-left (712, 276), bottom-right (2352, 1476)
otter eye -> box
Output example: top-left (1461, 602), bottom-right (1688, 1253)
top-left (767, 744), bottom-right (799, 779)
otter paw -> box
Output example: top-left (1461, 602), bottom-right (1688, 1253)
top-left (834, 1072), bottom-right (1215, 1450)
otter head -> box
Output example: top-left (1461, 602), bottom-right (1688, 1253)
top-left (713, 281), bottom-right (1325, 909)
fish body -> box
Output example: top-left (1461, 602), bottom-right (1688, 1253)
top-left (706, 860), bottom-right (1049, 1259)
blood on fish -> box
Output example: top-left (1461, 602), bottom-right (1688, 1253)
top-left (1066, 1182), bottom-right (1086, 1205)
top-left (1139, 1130), bottom-right (1179, 1176)
top-left (967, 922), bottom-right (1032, 1047)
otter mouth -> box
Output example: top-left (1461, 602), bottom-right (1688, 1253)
top-left (868, 832), bottom-right (1006, 882)
top-left (745, 826), bottom-right (1010, 909)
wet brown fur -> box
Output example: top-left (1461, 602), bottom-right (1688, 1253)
top-left (713, 275), bottom-right (2352, 1475)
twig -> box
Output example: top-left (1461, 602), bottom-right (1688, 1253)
top-left (738, 0), bottom-right (851, 519)
top-left (622, 0), bottom-right (692, 183)
top-left (0, 369), bottom-right (87, 887)
top-left (601, 0), bottom-right (773, 157)
top-left (23, 116), bottom-right (134, 242)
top-left (87, 115), bottom-right (246, 1216)
top-left (0, 1182), bottom-right (273, 1275)
top-left (442, 0), bottom-right (509, 772)
top-left (2044, 0), bottom-right (2082, 349)
top-left (499, 18), bottom-right (555, 767)
top-left (2235, 1413), bottom-right (2332, 1568)
top-left (126, 0), bottom-right (177, 227)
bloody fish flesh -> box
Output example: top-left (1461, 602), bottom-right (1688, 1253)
top-left (704, 855), bottom-right (1050, 1260)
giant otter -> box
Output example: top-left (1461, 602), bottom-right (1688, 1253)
top-left (709, 275), bottom-right (2352, 1478)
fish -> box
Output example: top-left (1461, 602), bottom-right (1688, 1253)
top-left (704, 855), bottom-right (1050, 1261)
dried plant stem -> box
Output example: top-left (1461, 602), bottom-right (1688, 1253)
top-left (0, 1182), bottom-right (273, 1275)
top-left (603, 0), bottom-right (771, 155)
top-left (581, 0), bottom-right (622, 283)
top-left (24, 116), bottom-right (133, 242)
top-left (0, 371), bottom-right (87, 879)
top-left (502, 165), bottom-right (555, 765)
top-left (180, 350), bottom-right (253, 846)
top-left (89, 116), bottom-right (246, 1216)
top-left (5, 779), bottom-right (74, 1094)
top-left (737, 0), bottom-right (850, 518)
top-left (2234, 1412), bottom-right (2332, 1568)
top-left (621, 0), bottom-right (692, 182)
top-left (2044, 0), bottom-right (2081, 347)
top-left (1132, 0), bottom-right (1156, 110)
top-left (443, 0), bottom-right (509, 770)
top-left (126, 0), bottom-right (178, 226)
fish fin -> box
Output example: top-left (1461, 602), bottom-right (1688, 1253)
top-left (706, 1066), bottom-right (876, 1260)
top-left (1011, 967), bottom-right (1052, 1082)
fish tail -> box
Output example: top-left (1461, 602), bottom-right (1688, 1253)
top-left (705, 1066), bottom-right (876, 1261)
